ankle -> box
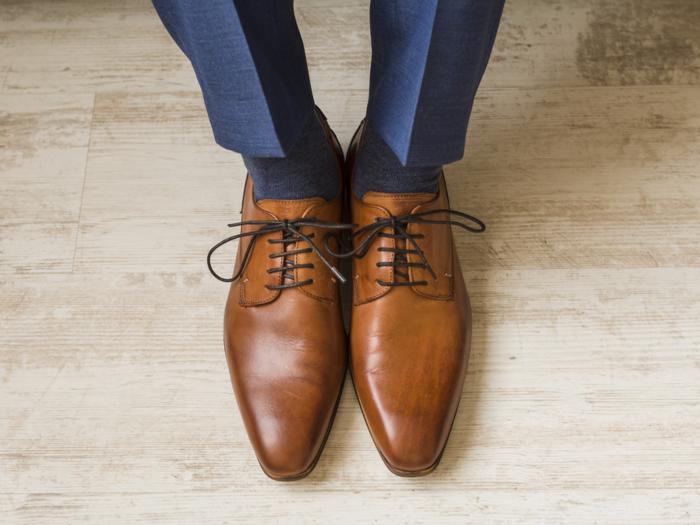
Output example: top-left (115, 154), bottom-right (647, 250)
top-left (353, 121), bottom-right (442, 199)
top-left (242, 110), bottom-right (340, 201)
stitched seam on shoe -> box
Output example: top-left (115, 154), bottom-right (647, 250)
top-left (409, 231), bottom-right (454, 301)
top-left (352, 257), bottom-right (393, 305)
top-left (407, 194), bottom-right (454, 301)
top-left (296, 200), bottom-right (341, 304)
top-left (239, 207), bottom-right (282, 306)
top-left (240, 280), bottom-right (280, 306)
top-left (353, 202), bottom-right (393, 305)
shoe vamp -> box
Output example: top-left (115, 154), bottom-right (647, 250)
top-left (224, 287), bottom-right (346, 460)
top-left (350, 285), bottom-right (469, 447)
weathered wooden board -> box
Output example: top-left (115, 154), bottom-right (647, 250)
top-left (2, 0), bottom-right (700, 523)
top-left (0, 94), bottom-right (93, 273)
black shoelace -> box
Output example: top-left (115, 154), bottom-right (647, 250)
top-left (325, 209), bottom-right (485, 287)
top-left (207, 218), bottom-right (356, 288)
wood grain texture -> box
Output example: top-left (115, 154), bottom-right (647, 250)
top-left (452, 85), bottom-right (700, 271)
top-left (0, 0), bottom-right (199, 94)
top-left (1, 270), bottom-right (699, 495)
top-left (4, 0), bottom-right (699, 95)
top-left (72, 92), bottom-right (242, 274)
top-left (71, 87), bottom-right (700, 274)
top-left (2, 0), bottom-right (700, 523)
top-left (3, 490), bottom-right (700, 524)
top-left (0, 60), bottom-right (9, 89)
top-left (0, 94), bottom-right (93, 273)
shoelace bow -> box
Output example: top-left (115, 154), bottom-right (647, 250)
top-left (325, 209), bottom-right (485, 287)
top-left (207, 218), bottom-right (356, 288)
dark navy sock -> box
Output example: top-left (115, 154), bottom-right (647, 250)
top-left (242, 111), bottom-right (340, 201)
top-left (353, 121), bottom-right (442, 199)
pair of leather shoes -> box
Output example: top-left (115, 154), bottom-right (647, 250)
top-left (208, 109), bottom-right (484, 480)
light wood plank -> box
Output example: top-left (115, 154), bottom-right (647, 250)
top-left (0, 223), bottom-right (78, 274)
top-left (451, 84), bottom-right (700, 271)
top-left (1, 269), bottom-right (699, 496)
top-left (0, 94), bottom-right (93, 273)
top-left (71, 86), bottom-right (700, 274)
top-left (0, 59), bottom-right (9, 89)
top-left (0, 0), bottom-right (198, 94)
top-left (0, 94), bottom-right (93, 225)
top-left (2, 0), bottom-right (700, 523)
top-left (3, 490), bottom-right (700, 525)
top-left (72, 92), bottom-right (242, 274)
top-left (296, 5), bottom-right (371, 93)
top-left (4, 0), bottom-right (700, 96)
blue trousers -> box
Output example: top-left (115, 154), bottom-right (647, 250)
top-left (152, 0), bottom-right (505, 167)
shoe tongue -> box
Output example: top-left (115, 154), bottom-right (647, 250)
top-left (257, 197), bottom-right (325, 220)
top-left (362, 191), bottom-right (436, 216)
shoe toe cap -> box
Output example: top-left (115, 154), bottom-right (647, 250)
top-left (352, 341), bottom-right (467, 476)
top-left (253, 424), bottom-right (322, 479)
top-left (234, 370), bottom-right (345, 480)
top-left (363, 401), bottom-right (455, 475)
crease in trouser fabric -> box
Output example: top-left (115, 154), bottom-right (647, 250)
top-left (367, 0), bottom-right (506, 167)
top-left (365, 0), bottom-right (440, 168)
top-left (151, 0), bottom-right (314, 157)
top-left (242, 110), bottom-right (341, 201)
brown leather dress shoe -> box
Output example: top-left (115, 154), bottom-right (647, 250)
top-left (344, 120), bottom-right (484, 477)
top-left (208, 110), bottom-right (349, 481)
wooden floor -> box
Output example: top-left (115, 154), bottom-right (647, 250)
top-left (2, 0), bottom-right (700, 523)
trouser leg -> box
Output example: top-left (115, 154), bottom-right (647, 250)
top-left (151, 0), bottom-right (314, 157)
top-left (366, 0), bottom-right (505, 167)
top-left (152, 0), bottom-right (340, 200)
